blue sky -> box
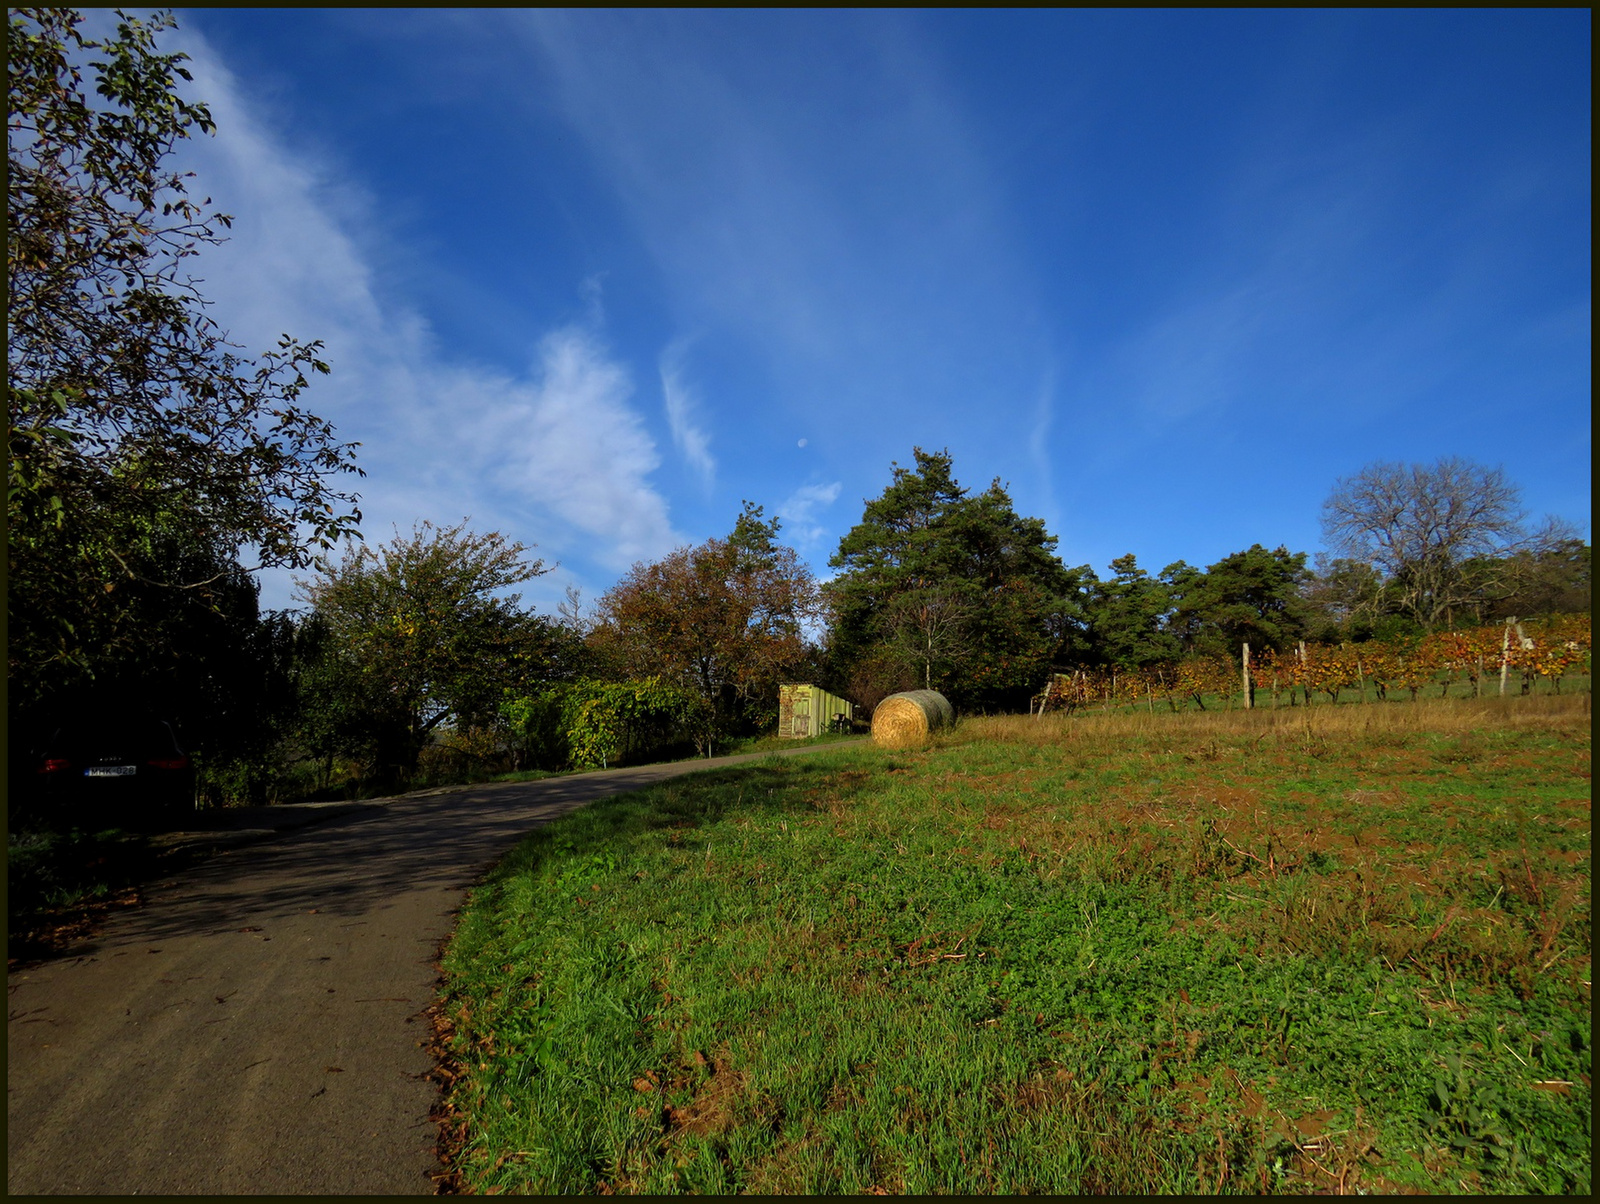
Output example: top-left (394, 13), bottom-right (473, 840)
top-left (155, 9), bottom-right (1590, 613)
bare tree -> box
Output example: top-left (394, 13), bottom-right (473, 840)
top-left (556, 584), bottom-right (591, 636)
top-left (1320, 458), bottom-right (1574, 628)
top-left (1305, 554), bottom-right (1388, 633)
top-left (884, 586), bottom-right (976, 691)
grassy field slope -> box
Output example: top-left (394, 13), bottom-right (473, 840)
top-left (435, 695), bottom-right (1591, 1194)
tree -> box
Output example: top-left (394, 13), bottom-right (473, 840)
top-left (826, 448), bottom-right (969, 695)
top-left (1166, 544), bottom-right (1312, 658)
top-left (1467, 539), bottom-right (1591, 623)
top-left (1304, 554), bottom-right (1389, 640)
top-left (827, 449), bottom-right (1087, 708)
top-left (299, 522), bottom-right (549, 781)
top-left (8, 9), bottom-right (361, 701)
top-left (592, 504), bottom-right (821, 755)
top-left (1084, 554), bottom-right (1179, 670)
top-left (884, 586), bottom-right (976, 691)
top-left (2, 512), bottom-right (318, 814)
top-left (1319, 458), bottom-right (1571, 629)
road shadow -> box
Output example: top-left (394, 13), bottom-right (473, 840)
top-left (48, 748), bottom-right (866, 953)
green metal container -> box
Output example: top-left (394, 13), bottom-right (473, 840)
top-left (777, 683), bottom-right (854, 738)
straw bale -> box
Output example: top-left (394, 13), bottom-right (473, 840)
top-left (871, 689), bottom-right (954, 748)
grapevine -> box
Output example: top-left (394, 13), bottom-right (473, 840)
top-left (1032, 614), bottom-right (1590, 716)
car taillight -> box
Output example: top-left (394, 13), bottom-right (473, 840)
top-left (38, 758), bottom-right (72, 774)
top-left (146, 756), bottom-right (190, 770)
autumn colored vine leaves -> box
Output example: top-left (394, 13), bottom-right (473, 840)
top-left (1034, 613), bottom-right (1590, 715)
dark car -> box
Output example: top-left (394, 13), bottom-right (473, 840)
top-left (28, 718), bottom-right (196, 831)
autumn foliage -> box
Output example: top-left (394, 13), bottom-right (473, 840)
top-left (591, 506), bottom-right (822, 754)
top-left (1036, 614), bottom-right (1590, 714)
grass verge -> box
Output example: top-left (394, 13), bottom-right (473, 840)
top-left (706, 731), bottom-right (864, 758)
top-left (435, 694), bottom-right (1590, 1194)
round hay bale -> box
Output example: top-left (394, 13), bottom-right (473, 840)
top-left (871, 690), bottom-right (954, 748)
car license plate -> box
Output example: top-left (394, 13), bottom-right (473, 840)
top-left (84, 765), bottom-right (137, 777)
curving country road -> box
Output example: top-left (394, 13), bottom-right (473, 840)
top-left (7, 745), bottom-right (844, 1195)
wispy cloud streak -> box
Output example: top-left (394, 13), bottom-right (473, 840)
top-left (659, 344), bottom-right (716, 487)
top-left (778, 481), bottom-right (843, 551)
top-left (469, 328), bottom-right (677, 566)
top-left (161, 23), bottom-right (683, 603)
top-left (505, 10), bottom-right (1050, 473)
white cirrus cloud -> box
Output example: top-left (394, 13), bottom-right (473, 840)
top-left (156, 21), bottom-right (682, 605)
top-left (469, 327), bottom-right (679, 568)
top-left (777, 480), bottom-right (843, 551)
top-left (659, 344), bottom-right (717, 488)
top-left (507, 9), bottom-right (1048, 465)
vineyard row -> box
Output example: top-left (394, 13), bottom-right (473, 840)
top-left (1035, 614), bottom-right (1592, 714)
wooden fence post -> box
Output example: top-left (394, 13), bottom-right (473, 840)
top-left (1242, 642), bottom-right (1252, 709)
top-left (1499, 619), bottom-right (1514, 697)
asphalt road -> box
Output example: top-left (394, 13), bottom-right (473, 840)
top-left (7, 744), bottom-right (845, 1195)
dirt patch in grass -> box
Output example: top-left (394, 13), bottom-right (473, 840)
top-left (658, 1051), bottom-right (746, 1138)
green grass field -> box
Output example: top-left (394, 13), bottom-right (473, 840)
top-left (434, 694), bottom-right (1590, 1194)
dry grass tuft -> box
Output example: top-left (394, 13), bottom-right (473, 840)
top-left (957, 691), bottom-right (1590, 750)
top-left (663, 1050), bottom-right (746, 1138)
